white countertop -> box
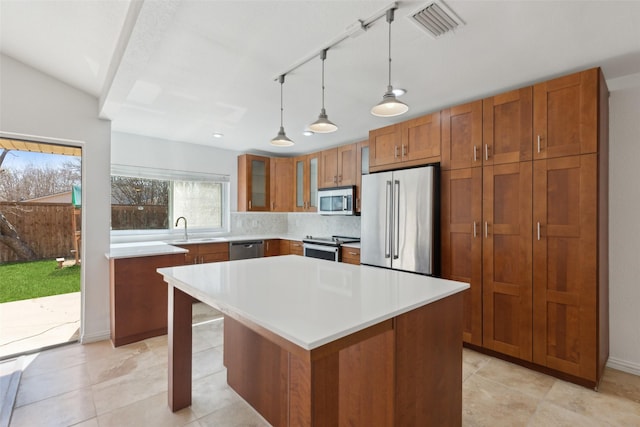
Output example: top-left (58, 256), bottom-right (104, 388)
top-left (106, 241), bottom-right (189, 259)
top-left (158, 256), bottom-right (469, 350)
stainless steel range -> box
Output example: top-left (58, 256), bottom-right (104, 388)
top-left (302, 235), bottom-right (360, 262)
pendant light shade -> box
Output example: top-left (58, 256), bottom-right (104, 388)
top-left (309, 49), bottom-right (338, 133)
top-left (270, 74), bottom-right (294, 147)
top-left (371, 8), bottom-right (409, 118)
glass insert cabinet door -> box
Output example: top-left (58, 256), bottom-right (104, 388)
top-left (294, 154), bottom-right (319, 211)
top-left (309, 156), bottom-right (318, 209)
top-left (251, 159), bottom-right (267, 209)
top-left (296, 159), bottom-right (305, 209)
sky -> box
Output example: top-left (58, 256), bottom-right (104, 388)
top-left (0, 150), bottom-right (79, 170)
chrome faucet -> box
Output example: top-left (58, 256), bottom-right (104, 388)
top-left (175, 216), bottom-right (188, 241)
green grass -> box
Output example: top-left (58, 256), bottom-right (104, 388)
top-left (0, 260), bottom-right (80, 303)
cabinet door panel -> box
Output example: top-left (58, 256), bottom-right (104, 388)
top-left (337, 144), bottom-right (357, 186)
top-left (441, 168), bottom-right (483, 345)
top-left (533, 68), bottom-right (598, 159)
top-left (402, 112), bottom-right (441, 162)
top-left (270, 157), bottom-right (293, 212)
top-left (533, 155), bottom-right (597, 380)
top-left (483, 87), bottom-right (533, 165)
top-left (293, 157), bottom-right (305, 211)
top-left (482, 162), bottom-right (532, 360)
top-left (369, 124), bottom-right (399, 168)
top-left (319, 148), bottom-right (339, 188)
top-left (442, 101), bottom-right (483, 170)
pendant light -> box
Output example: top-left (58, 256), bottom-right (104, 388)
top-left (371, 8), bottom-right (409, 117)
top-left (309, 49), bottom-right (338, 133)
top-left (270, 74), bottom-right (295, 147)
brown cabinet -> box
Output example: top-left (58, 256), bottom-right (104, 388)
top-left (288, 240), bottom-right (304, 256)
top-left (483, 87), bottom-right (533, 165)
top-left (441, 100), bottom-right (483, 170)
top-left (533, 68), bottom-right (598, 160)
top-left (293, 154), bottom-right (319, 212)
top-left (369, 112), bottom-right (441, 172)
top-left (341, 246), bottom-right (360, 265)
top-left (441, 168), bottom-right (483, 346)
top-left (238, 154), bottom-right (270, 211)
top-left (532, 154), bottom-right (600, 381)
top-left (109, 253), bottom-right (186, 347)
top-left (319, 144), bottom-right (358, 188)
top-left (265, 239), bottom-right (280, 257)
top-left (269, 157), bottom-right (293, 212)
top-left (482, 162), bottom-right (533, 360)
top-left (177, 242), bottom-right (229, 264)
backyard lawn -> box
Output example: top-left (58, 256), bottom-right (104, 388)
top-left (0, 260), bottom-right (80, 303)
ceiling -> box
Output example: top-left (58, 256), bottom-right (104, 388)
top-left (2, 1), bottom-right (640, 156)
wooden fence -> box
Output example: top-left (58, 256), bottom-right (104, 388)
top-left (0, 202), bottom-right (78, 263)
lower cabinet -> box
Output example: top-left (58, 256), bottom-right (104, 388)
top-left (341, 247), bottom-right (360, 265)
top-left (109, 253), bottom-right (186, 347)
top-left (177, 242), bottom-right (229, 264)
top-left (264, 239), bottom-right (280, 257)
top-left (288, 240), bottom-right (304, 256)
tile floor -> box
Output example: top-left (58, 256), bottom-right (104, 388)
top-left (4, 304), bottom-right (640, 427)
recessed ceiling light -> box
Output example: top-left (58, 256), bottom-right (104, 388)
top-left (213, 133), bottom-right (224, 138)
top-left (303, 130), bottom-right (314, 136)
top-left (392, 88), bottom-right (406, 97)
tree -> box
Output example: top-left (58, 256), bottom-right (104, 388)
top-left (0, 149), bottom-right (37, 260)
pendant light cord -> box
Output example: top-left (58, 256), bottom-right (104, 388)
top-left (320, 49), bottom-right (327, 110)
top-left (279, 74), bottom-right (285, 127)
top-left (387, 8), bottom-right (394, 88)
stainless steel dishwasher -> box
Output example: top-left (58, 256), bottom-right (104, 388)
top-left (229, 240), bottom-right (264, 260)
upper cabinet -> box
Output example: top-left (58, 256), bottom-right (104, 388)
top-left (369, 112), bottom-right (441, 172)
top-left (533, 68), bottom-right (598, 159)
top-left (319, 144), bottom-right (358, 188)
top-left (483, 87), bottom-right (533, 165)
top-left (293, 153), bottom-right (319, 212)
top-left (238, 154), bottom-right (270, 211)
top-left (441, 100), bottom-right (483, 170)
top-left (270, 157), bottom-right (293, 212)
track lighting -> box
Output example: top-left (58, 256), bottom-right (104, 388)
top-left (309, 49), bottom-right (338, 133)
top-left (371, 8), bottom-right (409, 117)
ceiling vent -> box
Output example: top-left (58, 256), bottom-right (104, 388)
top-left (408, 1), bottom-right (465, 39)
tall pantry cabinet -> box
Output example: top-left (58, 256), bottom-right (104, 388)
top-left (441, 67), bottom-right (608, 386)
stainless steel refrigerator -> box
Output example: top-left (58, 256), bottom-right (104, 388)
top-left (360, 165), bottom-right (438, 276)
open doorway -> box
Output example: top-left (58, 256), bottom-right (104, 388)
top-left (0, 138), bottom-right (82, 360)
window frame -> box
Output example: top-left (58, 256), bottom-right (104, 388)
top-left (110, 164), bottom-right (230, 239)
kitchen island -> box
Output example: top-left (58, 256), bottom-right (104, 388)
top-left (158, 255), bottom-right (469, 426)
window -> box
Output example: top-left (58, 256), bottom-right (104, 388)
top-left (110, 165), bottom-right (229, 233)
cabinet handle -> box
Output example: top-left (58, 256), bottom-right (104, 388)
top-left (484, 221), bottom-right (489, 238)
top-left (249, 200), bottom-right (252, 210)
top-left (271, 201), bottom-right (274, 210)
top-left (537, 222), bottom-right (541, 241)
top-left (338, 175), bottom-right (342, 182)
top-left (537, 135), bottom-right (542, 153)
top-left (349, 252), bottom-right (358, 256)
top-left (394, 145), bottom-right (399, 159)
top-left (473, 145), bottom-right (478, 162)
top-left (402, 144), bottom-right (407, 157)
top-left (334, 175), bottom-right (337, 184)
top-left (485, 144), bottom-right (489, 161)
top-left (473, 221), bottom-right (477, 238)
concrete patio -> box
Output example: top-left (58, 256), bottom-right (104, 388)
top-left (0, 292), bottom-right (80, 360)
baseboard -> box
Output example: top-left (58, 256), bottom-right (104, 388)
top-left (606, 357), bottom-right (640, 376)
top-left (80, 330), bottom-right (110, 344)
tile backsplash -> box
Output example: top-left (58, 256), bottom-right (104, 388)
top-left (231, 212), bottom-right (361, 238)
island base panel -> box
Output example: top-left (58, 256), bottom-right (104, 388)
top-left (224, 292), bottom-right (463, 427)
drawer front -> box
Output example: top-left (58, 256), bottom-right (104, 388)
top-left (341, 247), bottom-right (360, 265)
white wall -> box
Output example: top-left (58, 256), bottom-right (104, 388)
top-left (0, 54), bottom-right (112, 343)
top-left (608, 75), bottom-right (640, 374)
top-left (111, 132), bottom-right (240, 213)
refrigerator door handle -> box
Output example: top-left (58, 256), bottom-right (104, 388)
top-left (385, 180), bottom-right (392, 258)
top-left (394, 180), bottom-right (400, 260)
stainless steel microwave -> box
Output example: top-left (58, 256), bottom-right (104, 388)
top-left (317, 186), bottom-right (355, 215)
